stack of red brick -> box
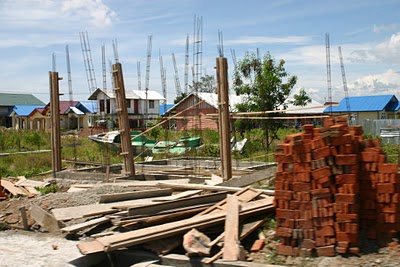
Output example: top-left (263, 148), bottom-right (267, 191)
top-left (274, 116), bottom-right (400, 257)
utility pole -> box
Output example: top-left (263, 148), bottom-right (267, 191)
top-left (49, 71), bottom-right (62, 177)
top-left (184, 34), bottom-right (189, 94)
top-left (112, 63), bottom-right (135, 177)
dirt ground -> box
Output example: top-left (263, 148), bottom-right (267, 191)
top-left (2, 178), bottom-right (400, 267)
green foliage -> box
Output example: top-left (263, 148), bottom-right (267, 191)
top-left (198, 144), bottom-right (220, 157)
top-left (290, 88), bottom-right (312, 107)
top-left (189, 74), bottom-right (217, 93)
top-left (24, 131), bottom-right (46, 150)
top-left (233, 51), bottom-right (297, 149)
top-left (35, 184), bottom-right (60, 195)
top-left (174, 92), bottom-right (188, 104)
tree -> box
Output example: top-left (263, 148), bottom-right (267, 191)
top-left (174, 92), bottom-right (188, 104)
top-left (233, 51), bottom-right (297, 148)
top-left (290, 88), bottom-right (312, 107)
top-left (189, 74), bottom-right (216, 93)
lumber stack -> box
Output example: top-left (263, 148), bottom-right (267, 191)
top-left (274, 116), bottom-right (400, 257)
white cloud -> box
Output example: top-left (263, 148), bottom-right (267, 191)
top-left (348, 69), bottom-right (400, 96)
top-left (348, 33), bottom-right (400, 64)
top-left (225, 35), bottom-right (311, 46)
top-left (373, 23), bottom-right (400, 33)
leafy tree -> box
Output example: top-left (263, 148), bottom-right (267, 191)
top-left (233, 51), bottom-right (297, 149)
top-left (189, 74), bottom-right (216, 93)
top-left (174, 92), bottom-right (188, 104)
top-left (290, 88), bottom-right (312, 107)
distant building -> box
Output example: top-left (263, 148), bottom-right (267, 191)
top-left (88, 88), bottom-right (165, 129)
top-left (9, 100), bottom-right (97, 130)
top-left (0, 93), bottom-right (45, 127)
top-left (323, 94), bottom-right (400, 124)
top-left (165, 92), bottom-right (244, 131)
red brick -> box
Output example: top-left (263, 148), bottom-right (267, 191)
top-left (300, 239), bottom-right (316, 249)
top-left (275, 244), bottom-right (299, 256)
top-left (292, 182), bottom-right (311, 192)
top-left (316, 245), bottom-right (336, 257)
top-left (348, 247), bottom-right (360, 255)
top-left (335, 154), bottom-right (359, 165)
top-left (250, 239), bottom-right (265, 252)
top-left (360, 152), bottom-right (380, 162)
top-left (331, 134), bottom-right (352, 146)
top-left (377, 183), bottom-right (396, 194)
top-left (335, 193), bottom-right (357, 203)
top-left (345, 223), bottom-right (359, 234)
top-left (277, 218), bottom-right (295, 228)
top-left (378, 163), bottom-right (399, 174)
top-left (275, 154), bottom-right (293, 163)
top-left (337, 241), bottom-right (350, 248)
top-left (316, 225), bottom-right (335, 237)
top-left (275, 190), bottom-right (293, 200)
top-left (335, 174), bottom-right (357, 184)
top-left (310, 188), bottom-right (332, 198)
top-left (297, 219), bottom-right (313, 229)
top-left (276, 227), bottom-right (293, 237)
top-left (336, 247), bottom-right (348, 254)
top-left (276, 209), bottom-right (298, 219)
top-left (336, 232), bottom-right (358, 243)
top-left (312, 146), bottom-right (331, 159)
top-left (311, 166), bottom-right (332, 180)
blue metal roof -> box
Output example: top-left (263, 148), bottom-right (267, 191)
top-left (76, 101), bottom-right (97, 114)
top-left (12, 105), bottom-right (45, 116)
top-left (160, 104), bottom-right (174, 115)
top-left (324, 95), bottom-right (399, 113)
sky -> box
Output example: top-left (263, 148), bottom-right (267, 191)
top-left (1, 0), bottom-right (400, 105)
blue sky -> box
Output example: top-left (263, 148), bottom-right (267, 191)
top-left (1, 0), bottom-right (400, 105)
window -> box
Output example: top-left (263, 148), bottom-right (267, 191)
top-left (126, 99), bottom-right (131, 108)
top-left (380, 112), bottom-right (387, 119)
top-left (106, 99), bottom-right (110, 114)
top-left (149, 100), bottom-right (155, 109)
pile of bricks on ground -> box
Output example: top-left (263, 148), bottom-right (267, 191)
top-left (274, 116), bottom-right (400, 257)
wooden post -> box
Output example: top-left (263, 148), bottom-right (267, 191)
top-left (49, 71), bottom-right (62, 176)
top-left (216, 57), bottom-right (232, 180)
top-left (19, 206), bottom-right (29, 230)
top-left (111, 63), bottom-right (135, 177)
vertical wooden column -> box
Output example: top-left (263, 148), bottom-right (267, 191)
top-left (112, 63), bottom-right (135, 177)
top-left (216, 57), bottom-right (232, 180)
top-left (49, 71), bottom-right (62, 176)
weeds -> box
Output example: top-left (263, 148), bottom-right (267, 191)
top-left (34, 184), bottom-right (60, 195)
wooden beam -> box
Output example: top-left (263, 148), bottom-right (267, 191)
top-left (219, 167), bottom-right (277, 188)
top-left (222, 195), bottom-right (241, 261)
top-left (29, 203), bottom-right (62, 232)
top-left (99, 188), bottom-right (173, 203)
top-left (127, 192), bottom-right (228, 216)
top-left (156, 182), bottom-right (274, 195)
top-left (61, 217), bottom-right (110, 234)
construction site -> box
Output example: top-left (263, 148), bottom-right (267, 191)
top-left (3, 12), bottom-right (400, 267)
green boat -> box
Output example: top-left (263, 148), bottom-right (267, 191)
top-left (88, 130), bottom-right (156, 155)
top-left (152, 137), bottom-right (202, 155)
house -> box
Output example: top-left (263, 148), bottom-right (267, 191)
top-left (65, 101), bottom-right (98, 130)
top-left (9, 100), bottom-right (97, 130)
top-left (323, 94), bottom-right (400, 125)
top-left (9, 105), bottom-right (45, 129)
top-left (0, 93), bottom-right (45, 127)
top-left (88, 88), bottom-right (165, 129)
top-left (165, 92), bottom-right (244, 131)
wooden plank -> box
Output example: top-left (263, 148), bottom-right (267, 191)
top-left (61, 217), bottom-right (110, 234)
top-left (15, 177), bottom-right (47, 188)
top-left (52, 195), bottom-right (183, 221)
top-left (77, 197), bottom-right (274, 255)
top-left (29, 203), bottom-right (62, 232)
top-left (153, 190), bottom-right (202, 202)
top-left (0, 179), bottom-right (28, 196)
top-left (222, 195), bottom-right (240, 261)
top-left (69, 179), bottom-right (191, 189)
top-left (99, 188), bottom-right (173, 203)
top-left (156, 182), bottom-right (274, 195)
top-left (127, 192), bottom-right (228, 216)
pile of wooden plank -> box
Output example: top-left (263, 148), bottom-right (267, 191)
top-left (0, 176), bottom-right (50, 199)
top-left (274, 116), bottom-right (400, 257)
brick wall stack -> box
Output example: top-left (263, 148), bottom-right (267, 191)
top-left (274, 116), bottom-right (400, 257)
